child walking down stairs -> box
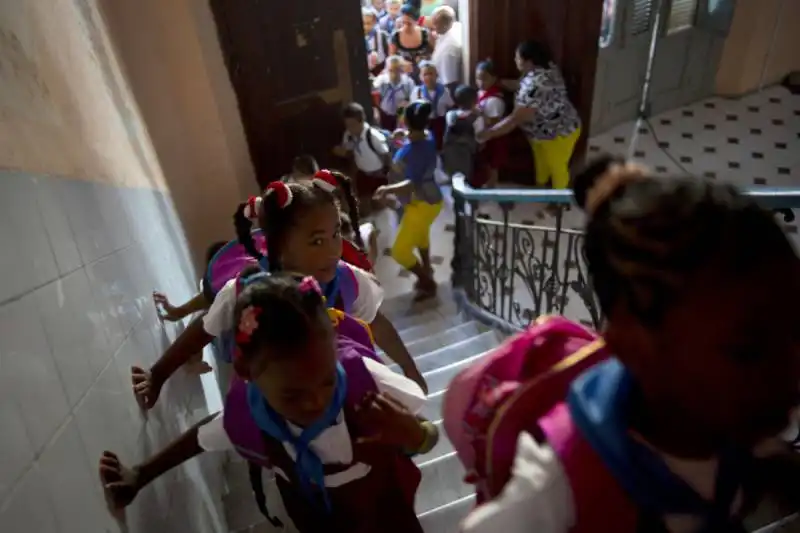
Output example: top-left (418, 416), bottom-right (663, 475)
top-left (223, 286), bottom-right (505, 533)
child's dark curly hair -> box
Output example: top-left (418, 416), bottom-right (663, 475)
top-left (326, 170), bottom-right (364, 249)
top-left (574, 155), bottom-right (798, 329)
top-left (233, 273), bottom-right (332, 376)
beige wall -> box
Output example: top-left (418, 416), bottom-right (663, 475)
top-left (716, 0), bottom-right (800, 96)
top-left (0, 1), bottom-right (166, 189)
top-left (0, 0), bottom-right (255, 268)
top-left (99, 0), bottom-right (256, 267)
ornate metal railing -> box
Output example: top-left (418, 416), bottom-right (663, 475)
top-left (450, 177), bottom-right (800, 333)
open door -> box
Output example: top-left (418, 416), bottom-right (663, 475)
top-left (591, 0), bottom-right (735, 134)
top-left (210, 0), bottom-right (373, 185)
top-left (467, 0), bottom-right (605, 177)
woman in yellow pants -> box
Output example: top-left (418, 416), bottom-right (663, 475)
top-left (374, 100), bottom-right (443, 299)
top-left (478, 40), bottom-right (582, 190)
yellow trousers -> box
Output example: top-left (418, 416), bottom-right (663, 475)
top-left (391, 200), bottom-right (443, 269)
top-left (530, 128), bottom-right (581, 189)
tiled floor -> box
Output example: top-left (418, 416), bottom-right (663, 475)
top-left (370, 84), bottom-right (800, 305)
top-left (589, 84), bottom-right (800, 189)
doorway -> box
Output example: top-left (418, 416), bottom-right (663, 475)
top-left (591, 0), bottom-right (736, 134)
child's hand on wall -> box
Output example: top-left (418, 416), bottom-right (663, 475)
top-left (131, 366), bottom-right (164, 410)
top-left (153, 291), bottom-right (185, 322)
top-left (354, 391), bottom-right (427, 451)
top-left (99, 451), bottom-right (141, 511)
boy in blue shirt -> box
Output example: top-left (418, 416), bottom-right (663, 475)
top-left (373, 100), bottom-right (442, 299)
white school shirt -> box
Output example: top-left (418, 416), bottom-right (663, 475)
top-left (410, 85), bottom-right (454, 118)
top-left (203, 264), bottom-right (384, 337)
top-left (430, 23), bottom-right (463, 86)
top-left (373, 73), bottom-right (415, 117)
top-left (358, 222), bottom-right (376, 255)
top-left (197, 357), bottom-right (426, 487)
top-left (343, 126), bottom-right (388, 174)
top-left (461, 422), bottom-right (800, 533)
top-left (480, 95), bottom-right (506, 120)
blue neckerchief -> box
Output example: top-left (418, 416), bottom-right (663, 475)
top-left (567, 359), bottom-right (749, 524)
top-left (421, 83), bottom-right (444, 116)
top-left (365, 29), bottom-right (377, 51)
top-left (320, 266), bottom-right (341, 307)
top-left (246, 363), bottom-right (347, 512)
top-left (382, 82), bottom-right (405, 114)
top-left (383, 15), bottom-right (396, 34)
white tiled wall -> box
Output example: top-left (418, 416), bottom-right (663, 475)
top-left (0, 171), bottom-right (227, 533)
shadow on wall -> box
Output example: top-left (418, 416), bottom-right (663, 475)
top-left (0, 1), bottom-right (228, 532)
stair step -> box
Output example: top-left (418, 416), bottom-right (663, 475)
top-left (397, 313), bottom-right (469, 344)
top-left (419, 389), bottom-right (445, 422)
top-left (389, 331), bottom-right (499, 375)
top-left (423, 350), bottom-right (491, 397)
top-left (415, 452), bottom-right (472, 515)
top-left (419, 495), bottom-right (475, 533)
top-left (382, 321), bottom-right (488, 359)
top-left (389, 302), bottom-right (461, 333)
top-left (378, 284), bottom-right (455, 319)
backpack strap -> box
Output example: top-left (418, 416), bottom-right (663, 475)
top-left (365, 126), bottom-right (379, 157)
top-left (337, 262), bottom-right (359, 315)
top-left (539, 404), bottom-right (640, 533)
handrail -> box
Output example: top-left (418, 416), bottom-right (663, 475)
top-left (451, 176), bottom-right (800, 209)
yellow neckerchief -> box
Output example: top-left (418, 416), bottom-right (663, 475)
top-left (327, 307), bottom-right (375, 345)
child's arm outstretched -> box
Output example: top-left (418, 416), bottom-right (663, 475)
top-left (132, 316), bottom-right (215, 408)
top-left (371, 311), bottom-right (427, 394)
top-left (153, 291), bottom-right (210, 322)
top-left (99, 413), bottom-right (216, 509)
top-left (133, 279), bottom-right (238, 408)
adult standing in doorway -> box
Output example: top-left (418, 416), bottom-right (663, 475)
top-left (430, 5), bottom-right (462, 94)
top-left (390, 3), bottom-right (434, 83)
top-left (478, 40), bottom-right (581, 191)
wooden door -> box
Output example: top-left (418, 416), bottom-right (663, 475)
top-left (468, 0), bottom-right (604, 178)
top-left (210, 0), bottom-right (373, 186)
top-left (591, 0), bottom-right (735, 134)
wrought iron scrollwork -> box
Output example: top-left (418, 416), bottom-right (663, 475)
top-left (451, 200), bottom-right (602, 330)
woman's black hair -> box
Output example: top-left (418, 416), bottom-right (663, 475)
top-left (476, 58), bottom-right (497, 77)
top-left (453, 85), bottom-right (478, 109)
top-left (328, 170), bottom-right (364, 249)
top-left (233, 273), bottom-right (331, 371)
top-left (574, 155), bottom-right (798, 327)
top-left (400, 3), bottom-right (419, 18)
top-left (233, 182), bottom-right (337, 272)
top-left (516, 40), bottom-right (554, 67)
top-left (405, 100), bottom-right (432, 131)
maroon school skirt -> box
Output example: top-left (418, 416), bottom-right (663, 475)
top-left (482, 136), bottom-right (509, 169)
top-left (378, 108), bottom-right (399, 132)
top-left (430, 116), bottom-right (446, 151)
top-left (355, 169), bottom-right (389, 198)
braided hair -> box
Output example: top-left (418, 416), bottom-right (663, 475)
top-left (327, 170), bottom-right (364, 249)
top-left (574, 155), bottom-right (799, 330)
top-left (233, 273), bottom-right (331, 377)
top-left (233, 181), bottom-right (337, 272)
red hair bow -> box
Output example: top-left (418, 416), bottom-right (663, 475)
top-left (244, 195), bottom-right (262, 220)
top-left (265, 181), bottom-right (293, 209)
top-left (313, 170), bottom-right (338, 193)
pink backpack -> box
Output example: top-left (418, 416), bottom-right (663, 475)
top-left (443, 315), bottom-right (639, 532)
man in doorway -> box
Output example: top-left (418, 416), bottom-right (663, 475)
top-left (430, 6), bottom-right (462, 94)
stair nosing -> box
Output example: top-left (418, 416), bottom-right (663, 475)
top-left (422, 350), bottom-right (491, 378)
top-left (417, 494), bottom-right (476, 519)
